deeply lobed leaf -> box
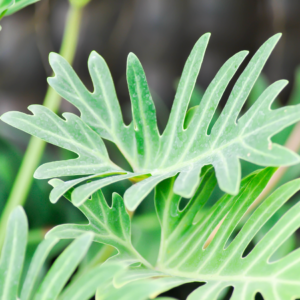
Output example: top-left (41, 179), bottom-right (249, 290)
top-left (47, 180), bottom-right (150, 266)
top-left (0, 207), bottom-right (128, 300)
top-left (99, 167), bottom-right (300, 300)
top-left (2, 33), bottom-right (300, 211)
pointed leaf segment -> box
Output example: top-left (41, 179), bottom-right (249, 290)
top-left (96, 168), bottom-right (300, 299)
top-left (2, 33), bottom-right (300, 210)
top-left (0, 207), bottom-right (122, 300)
top-left (47, 180), bottom-right (151, 266)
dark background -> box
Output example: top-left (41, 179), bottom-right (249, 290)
top-left (0, 1), bottom-right (300, 299)
top-left (1, 0), bottom-right (300, 117)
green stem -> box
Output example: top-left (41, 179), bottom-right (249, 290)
top-left (0, 3), bottom-right (83, 249)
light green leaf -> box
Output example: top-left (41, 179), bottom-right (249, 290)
top-left (47, 182), bottom-right (149, 265)
top-left (0, 209), bottom-right (111, 300)
top-left (47, 50), bottom-right (136, 168)
top-left (155, 168), bottom-right (300, 299)
top-left (0, 0), bottom-right (13, 17)
top-left (95, 168), bottom-right (300, 299)
top-left (2, 33), bottom-right (300, 210)
top-left (5, 0), bottom-right (40, 16)
top-left (156, 298), bottom-right (178, 300)
top-left (0, 206), bottom-right (27, 300)
top-left (34, 232), bottom-right (93, 300)
top-left (1, 105), bottom-right (120, 178)
top-left (127, 53), bottom-right (160, 169)
top-left (59, 262), bottom-right (124, 300)
top-left (48, 171), bottom-right (127, 204)
top-left (98, 276), bottom-right (189, 300)
top-left (20, 238), bottom-right (59, 300)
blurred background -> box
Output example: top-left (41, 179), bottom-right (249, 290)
top-left (1, 0), bottom-right (300, 299)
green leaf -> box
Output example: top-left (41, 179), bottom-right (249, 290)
top-left (2, 33), bottom-right (300, 210)
top-left (95, 168), bottom-right (300, 299)
top-left (98, 276), bottom-right (189, 300)
top-left (127, 53), bottom-right (160, 169)
top-left (34, 232), bottom-right (93, 300)
top-left (0, 0), bottom-right (13, 17)
top-left (59, 262), bottom-right (124, 300)
top-left (0, 208), bottom-right (112, 300)
top-left (5, 0), bottom-right (40, 16)
top-left (20, 238), bottom-right (59, 300)
top-left (156, 298), bottom-right (178, 300)
top-left (0, 206), bottom-right (27, 300)
top-left (1, 105), bottom-right (120, 178)
top-left (47, 50), bottom-right (136, 167)
top-left (47, 181), bottom-right (149, 264)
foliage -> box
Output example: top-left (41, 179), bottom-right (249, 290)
top-left (45, 167), bottom-right (300, 300)
top-left (2, 33), bottom-right (300, 213)
top-left (0, 0), bottom-right (40, 19)
top-left (2, 30), bottom-right (300, 300)
top-left (0, 206), bottom-right (125, 300)
top-left (47, 179), bottom-right (151, 266)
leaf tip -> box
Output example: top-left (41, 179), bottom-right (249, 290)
top-left (127, 52), bottom-right (139, 65)
top-left (124, 193), bottom-right (137, 212)
top-left (12, 205), bottom-right (26, 219)
top-left (48, 52), bottom-right (61, 65)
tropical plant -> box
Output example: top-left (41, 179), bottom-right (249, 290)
top-left (44, 167), bottom-right (300, 300)
top-left (0, 0), bottom-right (40, 21)
top-left (2, 31), bottom-right (300, 300)
top-left (0, 206), bottom-right (126, 300)
top-left (2, 33), bottom-right (300, 212)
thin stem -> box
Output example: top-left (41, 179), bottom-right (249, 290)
top-left (0, 3), bottom-right (83, 249)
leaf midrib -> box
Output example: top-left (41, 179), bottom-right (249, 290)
top-left (152, 113), bottom-right (293, 175)
top-left (2, 222), bottom-right (18, 300)
top-left (158, 269), bottom-right (300, 286)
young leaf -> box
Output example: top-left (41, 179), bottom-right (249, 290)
top-left (0, 0), bottom-right (13, 18)
top-left (47, 181), bottom-right (149, 265)
top-left (1, 106), bottom-right (120, 178)
top-left (0, 206), bottom-right (27, 300)
top-left (59, 262), bottom-right (124, 300)
top-left (0, 208), bottom-right (116, 300)
top-left (2, 33), bottom-right (300, 210)
top-left (33, 232), bottom-right (93, 300)
top-left (98, 276), bottom-right (189, 300)
top-left (20, 238), bottom-right (59, 300)
top-left (97, 168), bottom-right (300, 299)
top-left (5, 0), bottom-right (40, 16)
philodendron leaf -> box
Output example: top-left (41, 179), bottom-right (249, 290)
top-left (20, 237), bottom-right (59, 300)
top-left (47, 179), bottom-right (150, 266)
top-left (5, 0), bottom-right (40, 16)
top-left (0, 206), bottom-right (27, 300)
top-left (98, 167), bottom-right (300, 300)
top-left (0, 207), bottom-right (123, 300)
top-left (1, 106), bottom-right (121, 178)
top-left (34, 233), bottom-right (94, 300)
top-left (3, 33), bottom-right (300, 211)
top-left (92, 167), bottom-right (300, 299)
top-left (0, 0), bottom-right (40, 19)
top-left (0, 0), bottom-right (13, 17)
top-left (59, 262), bottom-right (124, 300)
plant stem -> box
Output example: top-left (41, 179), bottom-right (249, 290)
top-left (0, 3), bottom-right (83, 249)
